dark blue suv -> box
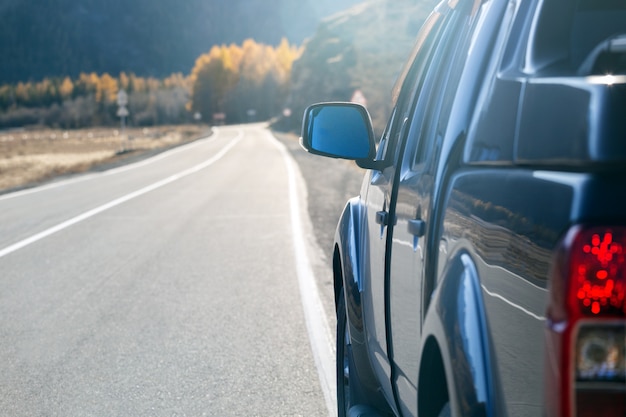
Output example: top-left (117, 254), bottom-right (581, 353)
top-left (300, 0), bottom-right (626, 416)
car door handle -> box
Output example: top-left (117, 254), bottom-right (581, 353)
top-left (408, 219), bottom-right (426, 237)
top-left (375, 211), bottom-right (389, 226)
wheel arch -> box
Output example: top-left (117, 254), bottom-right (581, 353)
top-left (333, 197), bottom-right (392, 414)
top-left (333, 197), bottom-right (365, 320)
top-left (418, 335), bottom-right (449, 417)
top-left (421, 250), bottom-right (498, 417)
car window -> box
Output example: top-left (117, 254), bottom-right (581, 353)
top-left (401, 5), bottom-right (469, 172)
top-left (375, 107), bottom-right (397, 161)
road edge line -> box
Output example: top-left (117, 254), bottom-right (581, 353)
top-left (267, 130), bottom-right (337, 417)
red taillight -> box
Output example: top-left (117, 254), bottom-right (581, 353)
top-left (546, 226), bottom-right (626, 417)
top-left (569, 228), bottom-right (626, 318)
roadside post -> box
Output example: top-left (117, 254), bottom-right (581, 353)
top-left (116, 89), bottom-right (129, 151)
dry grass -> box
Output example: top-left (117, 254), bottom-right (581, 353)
top-left (0, 125), bottom-right (210, 192)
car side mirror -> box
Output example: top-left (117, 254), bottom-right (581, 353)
top-left (300, 102), bottom-right (378, 169)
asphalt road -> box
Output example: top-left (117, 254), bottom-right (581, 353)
top-left (0, 124), bottom-right (363, 417)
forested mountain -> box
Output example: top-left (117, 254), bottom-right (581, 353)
top-left (287, 0), bottom-right (438, 133)
top-left (0, 0), bottom-right (362, 83)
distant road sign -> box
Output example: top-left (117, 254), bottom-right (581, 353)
top-left (117, 106), bottom-right (129, 117)
top-left (117, 89), bottom-right (128, 107)
top-left (213, 113), bottom-right (226, 125)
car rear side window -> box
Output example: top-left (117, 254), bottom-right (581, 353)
top-left (376, 9), bottom-right (447, 165)
top-left (403, 2), bottom-right (476, 172)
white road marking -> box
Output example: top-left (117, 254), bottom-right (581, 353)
top-left (0, 129), bottom-right (242, 259)
top-left (267, 130), bottom-right (337, 417)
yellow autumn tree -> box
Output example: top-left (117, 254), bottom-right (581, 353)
top-left (14, 82), bottom-right (30, 105)
top-left (74, 73), bottom-right (99, 97)
top-left (59, 77), bottom-right (74, 99)
top-left (33, 79), bottom-right (54, 105)
top-left (224, 38), bottom-right (301, 122)
top-left (96, 73), bottom-right (118, 103)
top-left (240, 39), bottom-right (271, 86)
top-left (130, 73), bottom-right (146, 93)
top-left (274, 38), bottom-right (302, 84)
top-left (0, 84), bottom-right (13, 110)
top-left (163, 73), bottom-right (189, 90)
top-left (118, 72), bottom-right (130, 91)
top-left (188, 45), bottom-right (240, 121)
top-left (145, 77), bottom-right (160, 92)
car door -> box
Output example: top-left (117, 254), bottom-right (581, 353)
top-left (360, 84), bottom-right (409, 401)
top-left (360, 6), bottom-right (453, 405)
top-left (387, 3), bottom-right (473, 416)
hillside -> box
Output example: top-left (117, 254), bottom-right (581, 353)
top-left (288, 0), bottom-right (438, 134)
top-left (0, 0), bottom-right (362, 83)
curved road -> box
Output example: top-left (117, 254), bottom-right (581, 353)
top-left (0, 124), bottom-right (356, 417)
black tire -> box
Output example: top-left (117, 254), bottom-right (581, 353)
top-left (337, 289), bottom-right (387, 417)
top-left (337, 288), bottom-right (351, 416)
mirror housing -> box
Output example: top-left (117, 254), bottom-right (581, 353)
top-left (300, 102), bottom-right (378, 169)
